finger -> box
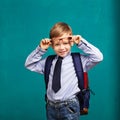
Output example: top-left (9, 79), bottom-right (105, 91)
top-left (75, 35), bottom-right (81, 40)
top-left (75, 35), bottom-right (81, 44)
top-left (46, 39), bottom-right (52, 45)
top-left (49, 40), bottom-right (52, 45)
top-left (42, 39), bottom-right (50, 44)
top-left (42, 40), bottom-right (46, 44)
top-left (45, 39), bottom-right (50, 44)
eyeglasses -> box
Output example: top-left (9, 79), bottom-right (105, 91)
top-left (51, 36), bottom-right (72, 41)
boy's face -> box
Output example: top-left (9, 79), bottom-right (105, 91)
top-left (51, 33), bottom-right (72, 57)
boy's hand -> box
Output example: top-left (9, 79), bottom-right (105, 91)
top-left (72, 35), bottom-right (81, 45)
top-left (39, 38), bottom-right (51, 50)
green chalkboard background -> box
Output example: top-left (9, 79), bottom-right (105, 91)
top-left (0, 0), bottom-right (120, 120)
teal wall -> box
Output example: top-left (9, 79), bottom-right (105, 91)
top-left (0, 0), bottom-right (119, 120)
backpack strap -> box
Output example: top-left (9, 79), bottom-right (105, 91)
top-left (71, 53), bottom-right (90, 115)
top-left (44, 55), bottom-right (56, 90)
top-left (71, 53), bottom-right (84, 90)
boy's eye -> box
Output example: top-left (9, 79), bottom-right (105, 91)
top-left (63, 42), bottom-right (69, 45)
top-left (54, 43), bottom-right (60, 46)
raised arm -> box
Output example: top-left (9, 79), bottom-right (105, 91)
top-left (25, 38), bottom-right (51, 74)
top-left (75, 36), bottom-right (103, 71)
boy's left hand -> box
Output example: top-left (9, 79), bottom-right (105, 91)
top-left (72, 35), bottom-right (81, 45)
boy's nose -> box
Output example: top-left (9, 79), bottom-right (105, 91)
top-left (59, 44), bottom-right (64, 49)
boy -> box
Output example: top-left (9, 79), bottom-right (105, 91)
top-left (25, 22), bottom-right (103, 120)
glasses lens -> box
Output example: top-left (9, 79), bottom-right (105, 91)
top-left (67, 37), bottom-right (72, 40)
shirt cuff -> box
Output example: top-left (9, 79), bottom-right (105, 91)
top-left (77, 37), bottom-right (85, 47)
top-left (36, 45), bottom-right (47, 54)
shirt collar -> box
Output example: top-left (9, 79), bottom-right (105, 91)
top-left (56, 51), bottom-right (71, 59)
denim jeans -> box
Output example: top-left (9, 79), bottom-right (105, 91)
top-left (46, 97), bottom-right (80, 120)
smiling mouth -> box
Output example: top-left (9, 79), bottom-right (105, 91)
top-left (59, 51), bottom-right (67, 54)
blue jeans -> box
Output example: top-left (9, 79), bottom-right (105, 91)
top-left (46, 97), bottom-right (80, 120)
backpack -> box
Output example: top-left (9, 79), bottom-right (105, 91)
top-left (44, 53), bottom-right (91, 115)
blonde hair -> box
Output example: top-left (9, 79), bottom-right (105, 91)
top-left (49, 22), bottom-right (72, 39)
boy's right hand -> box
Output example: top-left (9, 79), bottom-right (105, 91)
top-left (39, 38), bottom-right (51, 50)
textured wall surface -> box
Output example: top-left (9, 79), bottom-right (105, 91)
top-left (0, 0), bottom-right (119, 120)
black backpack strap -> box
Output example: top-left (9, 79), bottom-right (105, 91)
top-left (71, 53), bottom-right (84, 90)
top-left (71, 53), bottom-right (90, 115)
top-left (44, 55), bottom-right (56, 90)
